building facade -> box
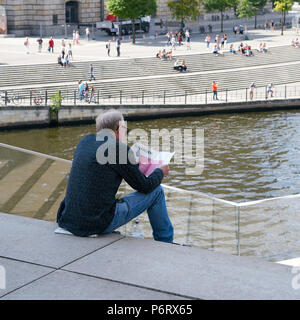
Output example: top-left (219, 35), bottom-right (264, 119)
top-left (0, 0), bottom-right (174, 36)
top-left (0, 0), bottom-right (277, 36)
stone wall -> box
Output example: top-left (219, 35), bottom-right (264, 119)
top-left (0, 0), bottom-right (102, 36)
top-left (1, 100), bottom-right (300, 130)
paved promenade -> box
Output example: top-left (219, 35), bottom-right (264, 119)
top-left (0, 29), bottom-right (298, 66)
top-left (0, 212), bottom-right (299, 300)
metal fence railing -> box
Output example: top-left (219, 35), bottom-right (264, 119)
top-left (1, 82), bottom-right (300, 107)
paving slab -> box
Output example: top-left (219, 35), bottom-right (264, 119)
top-left (0, 212), bottom-right (123, 268)
top-left (63, 237), bottom-right (300, 300)
top-left (0, 257), bottom-right (54, 298)
top-left (1, 269), bottom-right (186, 300)
top-left (0, 29), bottom-right (298, 65)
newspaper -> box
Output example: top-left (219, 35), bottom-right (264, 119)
top-left (131, 142), bottom-right (175, 177)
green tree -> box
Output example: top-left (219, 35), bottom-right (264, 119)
top-left (273, 0), bottom-right (293, 35)
top-left (107, 0), bottom-right (157, 44)
top-left (167, 0), bottom-right (202, 32)
top-left (204, 0), bottom-right (238, 32)
top-left (236, 0), bottom-right (267, 29)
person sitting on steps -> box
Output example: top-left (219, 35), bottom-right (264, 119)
top-left (173, 59), bottom-right (187, 72)
top-left (56, 109), bottom-right (174, 243)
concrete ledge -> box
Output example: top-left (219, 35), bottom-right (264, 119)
top-left (0, 212), bottom-right (124, 268)
top-left (0, 212), bottom-right (300, 300)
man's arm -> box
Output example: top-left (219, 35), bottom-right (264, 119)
top-left (110, 144), bottom-right (169, 194)
top-left (112, 162), bottom-right (164, 194)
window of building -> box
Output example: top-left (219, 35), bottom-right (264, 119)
top-left (66, 1), bottom-right (79, 23)
top-left (53, 14), bottom-right (58, 25)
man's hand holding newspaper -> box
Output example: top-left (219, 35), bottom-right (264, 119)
top-left (159, 165), bottom-right (170, 177)
top-left (131, 142), bottom-right (174, 177)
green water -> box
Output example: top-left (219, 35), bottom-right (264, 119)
top-left (1, 110), bottom-right (299, 202)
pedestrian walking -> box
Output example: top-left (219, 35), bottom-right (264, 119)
top-left (271, 20), bottom-right (275, 31)
top-left (223, 33), bottom-right (227, 48)
top-left (75, 31), bottom-right (80, 45)
top-left (86, 27), bottom-right (90, 41)
top-left (68, 43), bottom-right (73, 60)
top-left (165, 32), bottom-right (171, 46)
top-left (116, 38), bottom-right (121, 57)
top-left (84, 81), bottom-right (89, 100)
top-left (72, 30), bottom-right (76, 44)
top-left (89, 63), bottom-right (96, 81)
top-left (249, 82), bottom-right (256, 100)
top-left (78, 80), bottom-right (84, 100)
top-left (177, 32), bottom-right (183, 46)
top-left (215, 34), bottom-right (220, 46)
top-left (89, 86), bottom-right (96, 103)
top-left (185, 29), bottom-right (191, 50)
top-left (171, 35), bottom-right (176, 50)
top-left (24, 37), bottom-right (30, 54)
top-left (61, 39), bottom-right (66, 59)
top-left (233, 25), bottom-right (238, 36)
top-left (48, 36), bottom-right (54, 53)
top-left (205, 34), bottom-right (211, 48)
top-left (37, 38), bottom-right (43, 53)
top-left (267, 82), bottom-right (274, 99)
top-left (212, 81), bottom-right (218, 100)
top-left (106, 40), bottom-right (111, 56)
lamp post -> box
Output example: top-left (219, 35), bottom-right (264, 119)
top-left (39, 21), bottom-right (42, 38)
top-left (64, 1), bottom-right (67, 39)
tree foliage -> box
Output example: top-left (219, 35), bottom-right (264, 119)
top-left (106, 0), bottom-right (157, 43)
top-left (273, 0), bottom-right (293, 13)
top-left (167, 0), bottom-right (202, 24)
top-left (203, 0), bottom-right (238, 31)
top-left (236, 0), bottom-right (267, 19)
top-left (273, 0), bottom-right (293, 34)
top-left (107, 0), bottom-right (156, 19)
top-left (204, 0), bottom-right (237, 12)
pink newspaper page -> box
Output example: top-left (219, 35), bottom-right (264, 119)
top-left (131, 142), bottom-right (175, 177)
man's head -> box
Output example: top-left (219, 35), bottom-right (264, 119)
top-left (96, 109), bottom-right (126, 142)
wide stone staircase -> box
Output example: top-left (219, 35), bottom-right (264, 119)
top-left (0, 45), bottom-right (299, 102)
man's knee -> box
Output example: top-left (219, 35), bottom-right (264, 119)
top-left (150, 185), bottom-right (165, 203)
top-left (152, 185), bottom-right (164, 195)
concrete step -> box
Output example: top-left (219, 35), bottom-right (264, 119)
top-left (0, 212), bottom-right (299, 299)
top-left (3, 62), bottom-right (299, 102)
top-left (0, 45), bottom-right (299, 89)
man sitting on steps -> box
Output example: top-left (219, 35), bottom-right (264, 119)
top-left (56, 109), bottom-right (174, 243)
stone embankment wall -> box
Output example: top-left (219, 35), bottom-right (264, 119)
top-left (1, 99), bottom-right (300, 130)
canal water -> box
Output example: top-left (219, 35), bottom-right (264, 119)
top-left (1, 110), bottom-right (300, 261)
top-left (1, 110), bottom-right (300, 201)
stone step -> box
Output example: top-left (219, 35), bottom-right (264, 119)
top-left (3, 62), bottom-right (299, 101)
top-left (0, 45), bottom-right (298, 88)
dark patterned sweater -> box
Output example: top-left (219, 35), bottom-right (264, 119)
top-left (56, 132), bottom-right (163, 236)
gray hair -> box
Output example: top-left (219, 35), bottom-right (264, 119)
top-left (96, 109), bottom-right (124, 132)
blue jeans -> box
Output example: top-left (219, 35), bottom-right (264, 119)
top-left (78, 91), bottom-right (84, 100)
top-left (102, 185), bottom-right (174, 243)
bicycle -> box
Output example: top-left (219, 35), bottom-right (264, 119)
top-left (0, 91), bottom-right (24, 106)
top-left (31, 91), bottom-right (44, 106)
